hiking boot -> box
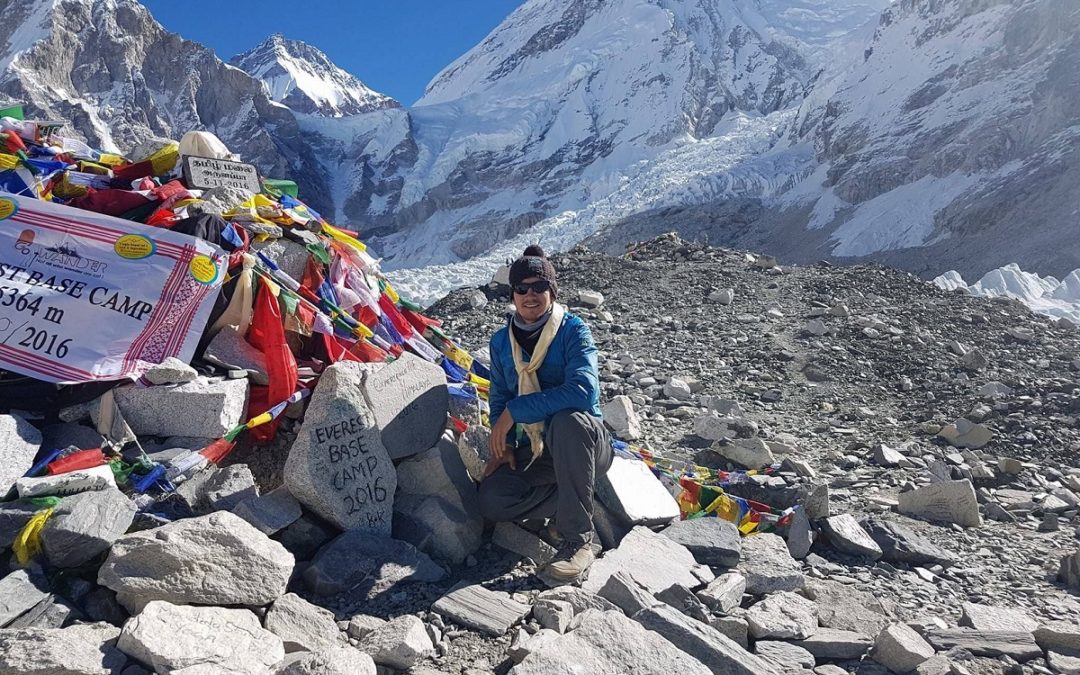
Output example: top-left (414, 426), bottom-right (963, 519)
top-left (544, 540), bottom-right (597, 580)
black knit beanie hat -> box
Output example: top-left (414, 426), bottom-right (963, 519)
top-left (509, 245), bottom-right (558, 298)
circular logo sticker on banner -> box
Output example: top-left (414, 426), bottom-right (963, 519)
top-left (0, 197), bottom-right (18, 221)
top-left (189, 254), bottom-right (219, 285)
top-left (114, 234), bottom-right (156, 260)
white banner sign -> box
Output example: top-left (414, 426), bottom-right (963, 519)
top-left (0, 193), bottom-right (227, 383)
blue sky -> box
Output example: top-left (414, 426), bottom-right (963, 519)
top-left (141, 1), bottom-right (521, 106)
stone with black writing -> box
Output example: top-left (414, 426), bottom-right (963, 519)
top-left (0, 413), bottom-right (41, 493)
top-left (285, 362), bottom-right (397, 533)
top-left (898, 479), bottom-right (981, 528)
top-left (359, 352), bottom-right (449, 460)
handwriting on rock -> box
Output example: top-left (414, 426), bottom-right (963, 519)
top-left (313, 416), bottom-right (389, 515)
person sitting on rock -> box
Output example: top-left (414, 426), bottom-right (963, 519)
top-left (478, 244), bottom-right (612, 580)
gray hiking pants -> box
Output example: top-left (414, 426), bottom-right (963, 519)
top-left (478, 409), bottom-right (612, 546)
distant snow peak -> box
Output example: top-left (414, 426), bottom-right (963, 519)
top-left (934, 265), bottom-right (1080, 326)
top-left (231, 33), bottom-right (398, 117)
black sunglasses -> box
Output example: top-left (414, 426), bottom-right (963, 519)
top-left (512, 280), bottom-right (551, 295)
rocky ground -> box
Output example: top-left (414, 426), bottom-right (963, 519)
top-left (3, 233), bottom-right (1080, 675)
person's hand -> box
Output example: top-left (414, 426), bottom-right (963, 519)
top-left (486, 409), bottom-right (516, 476)
top-left (483, 452), bottom-right (515, 478)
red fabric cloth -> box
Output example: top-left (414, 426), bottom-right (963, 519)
top-left (68, 188), bottom-right (153, 217)
top-left (245, 283), bottom-right (298, 443)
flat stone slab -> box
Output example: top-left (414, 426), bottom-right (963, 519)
top-left (492, 522), bottom-right (557, 565)
top-left (898, 479), bottom-right (982, 528)
top-left (924, 628), bottom-right (1042, 660)
top-left (739, 532), bottom-right (805, 595)
top-left (746, 591), bottom-right (818, 640)
top-left (360, 352), bottom-right (449, 460)
top-left (509, 609), bottom-right (712, 675)
top-left (432, 583), bottom-right (531, 636)
top-left (114, 377), bottom-right (249, 437)
top-left (41, 488), bottom-right (136, 568)
top-left (0, 622), bottom-right (125, 674)
top-left (285, 362), bottom-right (397, 533)
top-left (662, 516), bottom-right (741, 567)
top-left (0, 413), bottom-right (41, 494)
top-left (959, 602), bottom-right (1038, 633)
top-left (15, 464), bottom-right (117, 499)
top-left (634, 604), bottom-right (780, 675)
top-left (98, 511), bottom-right (293, 607)
top-left (582, 525), bottom-right (702, 594)
top-left (862, 517), bottom-right (957, 567)
top-left (118, 601), bottom-right (284, 675)
top-left (793, 628), bottom-right (873, 660)
top-left (0, 569), bottom-right (49, 628)
top-left (1034, 621), bottom-right (1080, 653)
top-left (232, 486), bottom-right (303, 535)
top-left (820, 513), bottom-right (882, 559)
top-left (597, 455), bottom-right (680, 526)
top-left (803, 578), bottom-right (895, 634)
top-left (755, 641), bottom-right (816, 671)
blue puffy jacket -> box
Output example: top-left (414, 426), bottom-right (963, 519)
top-left (488, 311), bottom-right (602, 444)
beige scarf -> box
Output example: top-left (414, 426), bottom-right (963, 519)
top-left (509, 302), bottom-right (566, 468)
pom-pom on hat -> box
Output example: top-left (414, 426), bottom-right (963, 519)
top-left (509, 244), bottom-right (558, 297)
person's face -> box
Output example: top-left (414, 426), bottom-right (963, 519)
top-left (512, 275), bottom-right (553, 322)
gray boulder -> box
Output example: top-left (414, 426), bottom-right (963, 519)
top-left (304, 530), bottom-right (445, 596)
top-left (0, 622), bottom-right (125, 674)
top-left (98, 511), bottom-right (293, 606)
top-left (393, 435), bottom-right (483, 564)
top-left (510, 609), bottom-right (712, 674)
top-left (582, 525), bottom-right (703, 594)
top-left (275, 646), bottom-right (377, 675)
top-left (42, 489), bottom-right (136, 568)
top-left (739, 533), bottom-right (805, 595)
top-left (265, 593), bottom-right (344, 653)
top-left (118, 601), bottom-right (284, 674)
top-left (661, 517), bottom-right (741, 567)
top-left (360, 614), bottom-right (434, 669)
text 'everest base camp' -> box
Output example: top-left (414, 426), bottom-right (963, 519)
top-left (1, 0), bottom-right (1080, 674)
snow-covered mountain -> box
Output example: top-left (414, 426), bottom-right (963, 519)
top-left (0, 0), bottom-right (335, 213)
top-left (231, 34), bottom-right (398, 117)
top-left (2, 0), bottom-right (1076, 304)
top-left (319, 0), bottom-right (890, 269)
